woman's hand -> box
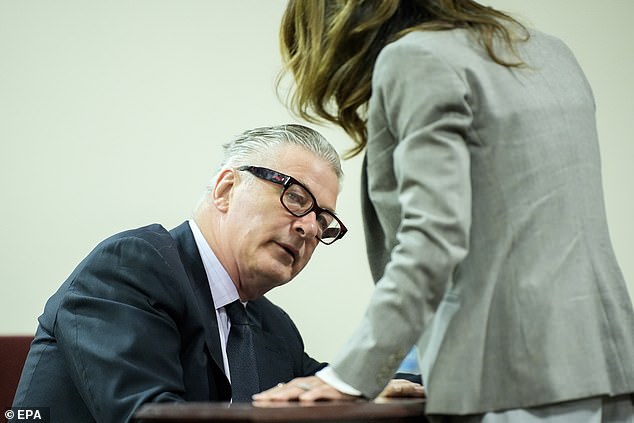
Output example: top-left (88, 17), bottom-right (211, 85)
top-left (378, 379), bottom-right (425, 398)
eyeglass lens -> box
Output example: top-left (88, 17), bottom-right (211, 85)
top-left (282, 184), bottom-right (341, 243)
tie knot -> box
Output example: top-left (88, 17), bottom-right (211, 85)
top-left (225, 300), bottom-right (248, 325)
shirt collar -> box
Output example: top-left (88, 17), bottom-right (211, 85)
top-left (188, 219), bottom-right (239, 310)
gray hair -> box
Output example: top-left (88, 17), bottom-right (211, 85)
top-left (220, 124), bottom-right (343, 182)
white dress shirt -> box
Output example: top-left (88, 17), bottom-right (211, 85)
top-left (188, 219), bottom-right (240, 381)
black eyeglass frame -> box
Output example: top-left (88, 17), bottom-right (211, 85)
top-left (237, 165), bottom-right (347, 245)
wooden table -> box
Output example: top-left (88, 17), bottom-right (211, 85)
top-left (134, 398), bottom-right (427, 423)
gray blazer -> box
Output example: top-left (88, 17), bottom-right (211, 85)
top-left (331, 28), bottom-right (634, 414)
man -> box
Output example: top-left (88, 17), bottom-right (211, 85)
top-left (12, 124), bottom-right (348, 422)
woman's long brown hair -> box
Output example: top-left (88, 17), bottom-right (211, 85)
top-left (278, 0), bottom-right (528, 158)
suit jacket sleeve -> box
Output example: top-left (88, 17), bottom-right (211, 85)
top-left (55, 231), bottom-right (194, 422)
top-left (331, 37), bottom-right (472, 398)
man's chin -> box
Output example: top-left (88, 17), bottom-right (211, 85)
top-left (247, 269), bottom-right (293, 298)
top-left (269, 255), bottom-right (297, 280)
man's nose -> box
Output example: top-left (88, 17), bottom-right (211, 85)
top-left (292, 212), bottom-right (319, 239)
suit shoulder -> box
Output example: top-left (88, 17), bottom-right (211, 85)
top-left (96, 224), bottom-right (174, 251)
top-left (108, 223), bottom-right (170, 242)
top-left (251, 296), bottom-right (300, 333)
top-left (380, 29), bottom-right (475, 60)
top-left (82, 223), bottom-right (185, 277)
top-left (373, 29), bottom-right (475, 87)
top-left (252, 296), bottom-right (288, 318)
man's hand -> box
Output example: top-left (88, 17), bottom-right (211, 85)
top-left (252, 376), bottom-right (358, 402)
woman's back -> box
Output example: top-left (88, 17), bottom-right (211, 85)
top-left (363, 27), bottom-right (634, 413)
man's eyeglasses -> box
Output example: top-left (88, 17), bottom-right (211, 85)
top-left (238, 166), bottom-right (347, 245)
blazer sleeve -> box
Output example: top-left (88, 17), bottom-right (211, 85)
top-left (331, 38), bottom-right (472, 398)
top-left (55, 231), bottom-right (192, 423)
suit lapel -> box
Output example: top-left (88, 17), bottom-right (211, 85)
top-left (169, 222), bottom-right (228, 383)
top-left (247, 299), bottom-right (294, 390)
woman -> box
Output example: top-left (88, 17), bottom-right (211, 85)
top-left (254, 1), bottom-right (634, 421)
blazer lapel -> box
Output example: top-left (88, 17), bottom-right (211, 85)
top-left (246, 299), bottom-right (294, 390)
top-left (169, 222), bottom-right (228, 383)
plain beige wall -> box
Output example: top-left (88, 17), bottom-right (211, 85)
top-left (1, 1), bottom-right (632, 364)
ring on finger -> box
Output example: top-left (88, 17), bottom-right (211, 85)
top-left (296, 382), bottom-right (312, 391)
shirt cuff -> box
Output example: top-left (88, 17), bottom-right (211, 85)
top-left (315, 366), bottom-right (363, 397)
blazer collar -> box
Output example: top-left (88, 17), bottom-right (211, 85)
top-left (169, 221), bottom-right (227, 382)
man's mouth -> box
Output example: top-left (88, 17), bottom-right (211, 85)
top-left (277, 242), bottom-right (299, 263)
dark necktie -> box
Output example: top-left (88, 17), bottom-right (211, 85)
top-left (225, 300), bottom-right (260, 402)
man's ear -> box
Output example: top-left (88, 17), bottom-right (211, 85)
top-left (212, 168), bottom-right (236, 213)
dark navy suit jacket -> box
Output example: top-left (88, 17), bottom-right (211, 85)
top-left (13, 222), bottom-right (325, 422)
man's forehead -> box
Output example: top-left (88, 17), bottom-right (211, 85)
top-left (270, 149), bottom-right (339, 205)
